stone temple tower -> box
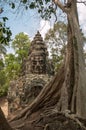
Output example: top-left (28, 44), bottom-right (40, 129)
top-left (26, 31), bottom-right (48, 74)
top-left (8, 31), bottom-right (54, 116)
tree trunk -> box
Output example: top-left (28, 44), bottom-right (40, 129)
top-left (0, 108), bottom-right (13, 130)
top-left (67, 0), bottom-right (86, 118)
top-left (52, 0), bottom-right (86, 118)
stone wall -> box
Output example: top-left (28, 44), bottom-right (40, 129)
top-left (8, 74), bottom-right (52, 115)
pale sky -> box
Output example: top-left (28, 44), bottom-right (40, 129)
top-left (1, 2), bottom-right (86, 53)
top-left (77, 3), bottom-right (86, 35)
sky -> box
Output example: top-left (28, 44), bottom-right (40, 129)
top-left (1, 2), bottom-right (55, 53)
top-left (77, 3), bottom-right (86, 35)
top-left (1, 3), bottom-right (53, 39)
top-left (1, 2), bottom-right (86, 53)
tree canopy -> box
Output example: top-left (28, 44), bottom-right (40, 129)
top-left (12, 32), bottom-right (30, 61)
top-left (45, 21), bottom-right (67, 70)
top-left (0, 32), bottom-right (31, 97)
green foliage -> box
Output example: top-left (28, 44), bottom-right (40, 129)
top-left (22, 0), bottom-right (27, 4)
top-left (12, 32), bottom-right (30, 60)
top-left (34, 0), bottom-right (56, 20)
top-left (4, 54), bottom-right (21, 80)
top-left (0, 16), bottom-right (12, 60)
top-left (0, 82), bottom-right (9, 97)
top-left (0, 59), bottom-right (4, 70)
top-left (0, 44), bottom-right (7, 55)
top-left (29, 2), bottom-right (36, 9)
top-left (9, 2), bottom-right (15, 9)
top-left (45, 21), bottom-right (67, 71)
top-left (0, 66), bottom-right (9, 97)
top-left (4, 32), bottom-right (31, 81)
top-left (0, 17), bottom-right (12, 45)
top-left (0, 70), bottom-right (6, 85)
top-left (0, 9), bottom-right (12, 96)
top-left (9, 0), bottom-right (56, 20)
top-left (0, 32), bottom-right (31, 96)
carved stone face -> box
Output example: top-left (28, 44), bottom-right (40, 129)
top-left (31, 55), bottom-right (46, 74)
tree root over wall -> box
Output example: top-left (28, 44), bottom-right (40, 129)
top-left (9, 109), bottom-right (86, 130)
top-left (8, 65), bottom-right (86, 130)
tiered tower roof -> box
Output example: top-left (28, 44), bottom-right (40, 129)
top-left (28, 31), bottom-right (48, 74)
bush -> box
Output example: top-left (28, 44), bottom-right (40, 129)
top-left (0, 83), bottom-right (9, 97)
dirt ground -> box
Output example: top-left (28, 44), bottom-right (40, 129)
top-left (0, 96), bottom-right (8, 118)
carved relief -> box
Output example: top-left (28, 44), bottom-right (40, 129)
top-left (29, 31), bottom-right (48, 74)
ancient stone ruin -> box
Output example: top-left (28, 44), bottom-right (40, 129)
top-left (28, 31), bottom-right (48, 74)
top-left (7, 31), bottom-right (54, 116)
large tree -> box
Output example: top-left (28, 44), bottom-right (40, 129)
top-left (11, 32), bottom-right (31, 75)
top-left (4, 54), bottom-right (21, 80)
top-left (1, 0), bottom-right (86, 130)
top-left (12, 32), bottom-right (30, 61)
top-left (45, 21), bottom-right (67, 71)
